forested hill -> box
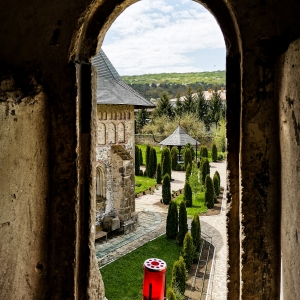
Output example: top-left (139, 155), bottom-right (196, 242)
top-left (121, 71), bottom-right (226, 100)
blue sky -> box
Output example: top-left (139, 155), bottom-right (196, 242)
top-left (102, 0), bottom-right (225, 75)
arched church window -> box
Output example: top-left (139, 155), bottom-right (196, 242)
top-left (96, 167), bottom-right (106, 199)
top-left (118, 123), bottom-right (125, 143)
top-left (98, 122), bottom-right (106, 144)
top-left (107, 123), bottom-right (116, 144)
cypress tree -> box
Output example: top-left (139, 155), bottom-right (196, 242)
top-left (177, 200), bottom-right (188, 245)
top-left (135, 145), bottom-right (140, 176)
top-left (182, 232), bottom-right (195, 270)
top-left (145, 145), bottom-right (151, 176)
top-left (200, 158), bottom-right (210, 184)
top-left (184, 148), bottom-right (192, 170)
top-left (139, 148), bottom-right (143, 166)
top-left (215, 170), bottom-right (221, 186)
top-left (166, 200), bottom-right (178, 239)
top-left (205, 174), bottom-right (215, 209)
top-left (162, 174), bottom-right (171, 205)
top-left (161, 147), bottom-right (171, 178)
top-left (191, 213), bottom-right (201, 251)
top-left (148, 147), bottom-right (156, 178)
top-left (171, 256), bottom-right (187, 295)
top-left (185, 163), bottom-right (192, 181)
top-left (200, 146), bottom-right (208, 158)
top-left (166, 287), bottom-right (176, 300)
top-left (212, 143), bottom-right (218, 162)
top-left (156, 163), bottom-right (162, 184)
top-left (184, 181), bottom-right (192, 207)
top-left (213, 172), bottom-right (220, 198)
top-left (171, 146), bottom-right (178, 170)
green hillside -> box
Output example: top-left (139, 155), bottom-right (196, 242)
top-left (122, 71), bottom-right (225, 86)
top-left (121, 71), bottom-right (225, 100)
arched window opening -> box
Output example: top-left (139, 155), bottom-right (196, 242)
top-left (98, 122), bottom-right (106, 144)
top-left (107, 123), bottom-right (116, 144)
top-left (117, 122), bottom-right (125, 143)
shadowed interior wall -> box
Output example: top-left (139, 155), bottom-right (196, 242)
top-left (1, 0), bottom-right (300, 299)
top-left (278, 37), bottom-right (300, 299)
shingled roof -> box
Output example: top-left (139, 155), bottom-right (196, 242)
top-left (92, 50), bottom-right (155, 108)
top-left (160, 125), bottom-right (199, 146)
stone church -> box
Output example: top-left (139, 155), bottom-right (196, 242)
top-left (1, 0), bottom-right (300, 299)
top-left (91, 50), bottom-right (154, 230)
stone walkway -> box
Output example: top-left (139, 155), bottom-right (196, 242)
top-left (96, 161), bottom-right (227, 300)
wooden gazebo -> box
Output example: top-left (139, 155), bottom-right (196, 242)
top-left (159, 125), bottom-right (199, 162)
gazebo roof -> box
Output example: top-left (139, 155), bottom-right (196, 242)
top-left (159, 125), bottom-right (199, 147)
top-left (92, 50), bottom-right (155, 109)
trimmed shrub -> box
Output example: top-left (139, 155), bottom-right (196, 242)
top-left (205, 175), bottom-right (215, 209)
top-left (184, 181), bottom-right (192, 207)
top-left (218, 154), bottom-right (223, 160)
top-left (182, 232), bottom-right (195, 270)
top-left (200, 158), bottom-right (210, 184)
top-left (145, 145), bottom-right (151, 176)
top-left (161, 147), bottom-right (171, 178)
top-left (213, 172), bottom-right (220, 198)
top-left (135, 145), bottom-right (140, 176)
top-left (184, 148), bottom-right (192, 170)
top-left (171, 146), bottom-right (178, 170)
top-left (185, 163), bottom-right (192, 181)
top-left (177, 200), bottom-right (188, 245)
top-left (212, 143), bottom-right (218, 162)
top-left (191, 213), bottom-right (201, 251)
top-left (156, 163), bottom-right (162, 184)
top-left (183, 143), bottom-right (195, 160)
top-left (200, 146), bottom-right (208, 158)
top-left (171, 256), bottom-right (187, 295)
top-left (162, 174), bottom-right (171, 205)
top-left (166, 200), bottom-right (178, 239)
top-left (139, 148), bottom-right (143, 166)
top-left (176, 164), bottom-right (182, 171)
top-left (166, 287), bottom-right (176, 300)
top-left (215, 170), bottom-right (220, 185)
top-left (148, 147), bottom-right (156, 178)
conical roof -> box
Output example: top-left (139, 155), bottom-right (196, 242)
top-left (160, 125), bottom-right (199, 146)
top-left (92, 50), bottom-right (155, 108)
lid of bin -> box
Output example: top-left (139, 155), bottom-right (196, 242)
top-left (143, 258), bottom-right (167, 272)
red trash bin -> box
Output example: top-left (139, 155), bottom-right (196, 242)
top-left (142, 258), bottom-right (167, 300)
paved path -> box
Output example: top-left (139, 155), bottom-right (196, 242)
top-left (96, 161), bottom-right (227, 300)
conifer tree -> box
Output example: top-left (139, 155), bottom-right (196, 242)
top-left (171, 256), bottom-right (187, 295)
top-left (184, 181), bottom-right (192, 207)
top-left (177, 200), bottom-right (188, 245)
top-left (191, 213), bottom-right (201, 251)
top-left (166, 200), bottom-right (178, 239)
top-left (185, 163), bottom-right (192, 182)
top-left (171, 146), bottom-right (178, 170)
top-left (145, 145), bottom-right (151, 176)
top-left (162, 174), bottom-right (171, 205)
top-left (161, 147), bottom-right (171, 178)
top-left (205, 174), bottom-right (215, 209)
top-left (184, 148), bottom-right (192, 170)
top-left (213, 172), bottom-right (220, 202)
top-left (215, 170), bottom-right (221, 186)
top-left (212, 143), bottom-right (218, 162)
top-left (182, 232), bottom-right (195, 270)
top-left (139, 148), bottom-right (143, 166)
top-left (166, 287), bottom-right (176, 300)
top-left (148, 147), bottom-right (157, 178)
top-left (135, 145), bottom-right (140, 176)
top-left (156, 163), bottom-right (162, 184)
top-left (200, 158), bottom-right (210, 184)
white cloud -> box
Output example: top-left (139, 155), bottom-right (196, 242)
top-left (102, 0), bottom-right (225, 75)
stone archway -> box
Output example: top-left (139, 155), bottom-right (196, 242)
top-left (72, 0), bottom-right (242, 299)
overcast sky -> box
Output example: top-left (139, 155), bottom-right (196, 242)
top-left (101, 0), bottom-right (225, 75)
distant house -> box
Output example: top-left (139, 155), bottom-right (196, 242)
top-left (92, 50), bottom-right (154, 230)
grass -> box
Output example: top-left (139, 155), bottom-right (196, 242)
top-left (135, 176), bottom-right (156, 194)
top-left (137, 144), bottom-right (162, 165)
top-left (174, 191), bottom-right (207, 217)
top-left (100, 235), bottom-right (182, 300)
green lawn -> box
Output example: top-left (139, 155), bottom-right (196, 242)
top-left (135, 176), bottom-right (157, 194)
top-left (100, 235), bottom-right (182, 300)
top-left (174, 192), bottom-right (207, 217)
top-left (137, 144), bottom-right (162, 165)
